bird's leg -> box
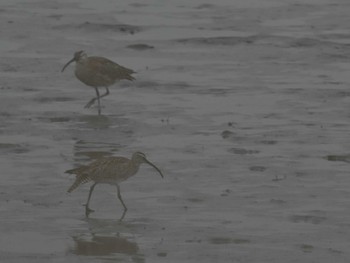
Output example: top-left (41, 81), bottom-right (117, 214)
top-left (95, 87), bottom-right (101, 115)
top-left (119, 209), bottom-right (127, 221)
top-left (84, 97), bottom-right (97, 109)
top-left (96, 88), bottom-right (109, 116)
top-left (84, 88), bottom-right (108, 116)
top-left (84, 183), bottom-right (97, 217)
top-left (99, 87), bottom-right (110, 99)
top-left (116, 184), bottom-right (128, 212)
top-left (84, 87), bottom-right (101, 109)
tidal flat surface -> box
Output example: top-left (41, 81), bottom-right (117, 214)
top-left (1, 0), bottom-right (350, 262)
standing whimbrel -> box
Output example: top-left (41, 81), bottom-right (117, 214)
top-left (66, 152), bottom-right (164, 218)
top-left (61, 50), bottom-right (135, 114)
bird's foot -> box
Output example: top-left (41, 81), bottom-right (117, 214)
top-left (84, 205), bottom-right (95, 217)
top-left (84, 98), bottom-right (96, 108)
top-left (119, 209), bottom-right (127, 221)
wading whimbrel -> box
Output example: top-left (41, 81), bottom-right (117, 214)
top-left (66, 152), bottom-right (164, 218)
top-left (61, 50), bottom-right (135, 114)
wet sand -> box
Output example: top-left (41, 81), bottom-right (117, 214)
top-left (1, 0), bottom-right (350, 262)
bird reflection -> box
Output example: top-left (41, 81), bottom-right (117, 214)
top-left (71, 218), bottom-right (142, 260)
top-left (72, 234), bottom-right (139, 256)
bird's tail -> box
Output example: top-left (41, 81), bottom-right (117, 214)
top-left (67, 180), bottom-right (80, 193)
top-left (126, 75), bottom-right (135, 81)
top-left (67, 173), bottom-right (91, 193)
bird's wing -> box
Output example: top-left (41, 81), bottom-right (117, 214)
top-left (89, 56), bottom-right (135, 81)
top-left (88, 157), bottom-right (131, 180)
top-left (66, 157), bottom-right (131, 192)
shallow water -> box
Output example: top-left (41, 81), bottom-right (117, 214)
top-left (1, 0), bottom-right (350, 262)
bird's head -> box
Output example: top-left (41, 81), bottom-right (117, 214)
top-left (132, 152), bottom-right (164, 178)
top-left (61, 50), bottom-right (87, 72)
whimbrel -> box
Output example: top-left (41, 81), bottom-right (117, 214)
top-left (66, 152), bottom-right (163, 218)
top-left (61, 50), bottom-right (135, 114)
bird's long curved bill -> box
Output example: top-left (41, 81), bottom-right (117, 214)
top-left (61, 57), bottom-right (75, 72)
top-left (145, 159), bottom-right (164, 178)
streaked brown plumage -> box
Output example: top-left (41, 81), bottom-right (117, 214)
top-left (61, 50), bottom-right (135, 114)
top-left (66, 152), bottom-right (163, 218)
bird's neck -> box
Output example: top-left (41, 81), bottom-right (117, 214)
top-left (132, 161), bottom-right (142, 169)
top-left (123, 162), bottom-right (141, 179)
top-left (76, 54), bottom-right (88, 64)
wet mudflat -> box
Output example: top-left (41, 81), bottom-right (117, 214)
top-left (1, 0), bottom-right (350, 262)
